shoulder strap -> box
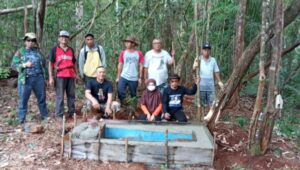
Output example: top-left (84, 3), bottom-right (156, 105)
top-left (96, 45), bottom-right (102, 62)
top-left (84, 45), bottom-right (102, 63)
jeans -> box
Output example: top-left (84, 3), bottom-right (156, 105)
top-left (117, 76), bottom-right (138, 102)
top-left (55, 77), bottom-right (75, 117)
top-left (18, 74), bottom-right (48, 123)
top-left (200, 91), bottom-right (215, 107)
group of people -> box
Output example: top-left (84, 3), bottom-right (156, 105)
top-left (11, 30), bottom-right (224, 124)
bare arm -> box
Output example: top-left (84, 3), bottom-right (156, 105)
top-left (116, 63), bottom-right (123, 81)
top-left (139, 63), bottom-right (143, 79)
top-left (85, 90), bottom-right (99, 104)
top-left (214, 72), bottom-right (222, 83)
top-left (144, 67), bottom-right (148, 83)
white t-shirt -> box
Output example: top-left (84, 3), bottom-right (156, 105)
top-left (198, 56), bottom-right (220, 91)
top-left (144, 49), bottom-right (172, 86)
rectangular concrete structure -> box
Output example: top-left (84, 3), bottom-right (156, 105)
top-left (63, 120), bottom-right (215, 168)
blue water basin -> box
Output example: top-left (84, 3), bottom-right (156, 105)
top-left (104, 127), bottom-right (193, 141)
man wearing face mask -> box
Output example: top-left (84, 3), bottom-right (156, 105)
top-left (139, 79), bottom-right (162, 121)
top-left (162, 74), bottom-right (197, 122)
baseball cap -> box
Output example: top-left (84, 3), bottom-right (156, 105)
top-left (202, 42), bottom-right (211, 49)
top-left (59, 30), bottom-right (70, 37)
top-left (23, 32), bottom-right (37, 40)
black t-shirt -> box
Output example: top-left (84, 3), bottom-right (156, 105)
top-left (162, 84), bottom-right (197, 113)
top-left (86, 79), bottom-right (113, 104)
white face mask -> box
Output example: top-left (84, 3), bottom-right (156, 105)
top-left (147, 85), bottom-right (156, 91)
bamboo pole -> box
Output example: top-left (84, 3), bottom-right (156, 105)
top-left (125, 138), bottom-right (129, 163)
top-left (165, 129), bottom-right (169, 168)
top-left (60, 115), bottom-right (66, 157)
top-left (73, 113), bottom-right (77, 127)
top-left (194, 0), bottom-right (202, 121)
top-left (98, 125), bottom-right (103, 161)
top-left (68, 132), bottom-right (72, 158)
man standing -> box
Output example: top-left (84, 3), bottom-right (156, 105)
top-left (162, 74), bottom-right (197, 122)
top-left (78, 33), bottom-right (106, 84)
top-left (48, 30), bottom-right (77, 118)
top-left (193, 43), bottom-right (224, 113)
top-left (144, 38), bottom-right (175, 93)
top-left (11, 32), bottom-right (48, 123)
top-left (85, 66), bottom-right (113, 117)
top-left (116, 36), bottom-right (144, 104)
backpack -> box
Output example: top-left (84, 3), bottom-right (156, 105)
top-left (83, 45), bottom-right (102, 64)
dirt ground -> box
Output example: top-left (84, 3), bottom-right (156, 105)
top-left (0, 78), bottom-right (299, 170)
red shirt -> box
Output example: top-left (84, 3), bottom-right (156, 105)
top-left (49, 46), bottom-right (76, 78)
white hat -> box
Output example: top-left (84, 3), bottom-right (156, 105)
top-left (59, 30), bottom-right (70, 37)
top-left (23, 32), bottom-right (37, 40)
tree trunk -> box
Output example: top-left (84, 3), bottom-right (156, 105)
top-left (233, 0), bottom-right (247, 66)
top-left (227, 0), bottom-right (247, 109)
top-left (260, 0), bottom-right (283, 154)
top-left (32, 0), bottom-right (37, 33)
top-left (0, 0), bottom-right (72, 16)
top-left (75, 1), bottom-right (84, 57)
top-left (248, 0), bottom-right (271, 155)
top-left (206, 0), bottom-right (300, 131)
top-left (36, 0), bottom-right (46, 45)
top-left (23, 0), bottom-right (29, 34)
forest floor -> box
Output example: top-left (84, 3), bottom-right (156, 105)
top-left (0, 78), bottom-right (299, 170)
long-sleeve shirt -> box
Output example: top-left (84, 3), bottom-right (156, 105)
top-left (78, 44), bottom-right (106, 78)
top-left (162, 84), bottom-right (197, 113)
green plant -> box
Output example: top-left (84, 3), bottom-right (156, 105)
top-left (0, 67), bottom-right (10, 79)
top-left (235, 116), bottom-right (249, 128)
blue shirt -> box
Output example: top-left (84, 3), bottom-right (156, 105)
top-left (25, 48), bottom-right (43, 76)
top-left (199, 56), bottom-right (220, 91)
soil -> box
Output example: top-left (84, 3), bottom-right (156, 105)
top-left (0, 79), bottom-right (299, 169)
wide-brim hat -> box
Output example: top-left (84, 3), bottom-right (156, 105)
top-left (122, 36), bottom-right (139, 46)
top-left (23, 32), bottom-right (37, 40)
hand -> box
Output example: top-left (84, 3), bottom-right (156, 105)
top-left (193, 58), bottom-right (199, 69)
top-left (194, 76), bottom-right (200, 84)
top-left (49, 77), bottom-right (54, 86)
top-left (105, 107), bottom-right (112, 115)
top-left (24, 61), bottom-right (33, 68)
top-left (218, 81), bottom-right (225, 91)
top-left (146, 114), bottom-right (151, 121)
top-left (164, 112), bottom-right (171, 120)
top-left (116, 77), bottom-right (119, 83)
top-left (150, 115), bottom-right (155, 121)
top-left (171, 49), bottom-right (175, 57)
top-left (92, 101), bottom-right (100, 109)
top-left (138, 78), bottom-right (142, 86)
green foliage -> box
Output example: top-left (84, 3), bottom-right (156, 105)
top-left (0, 67), bottom-right (10, 79)
top-left (123, 96), bottom-right (138, 108)
top-left (231, 163), bottom-right (246, 170)
top-left (235, 116), bottom-right (249, 128)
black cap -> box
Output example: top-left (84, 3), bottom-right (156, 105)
top-left (169, 74), bottom-right (180, 81)
top-left (202, 42), bottom-right (211, 49)
top-left (85, 33), bottom-right (94, 38)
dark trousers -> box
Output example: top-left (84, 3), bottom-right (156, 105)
top-left (139, 113), bottom-right (162, 121)
top-left (55, 77), bottom-right (75, 117)
top-left (117, 76), bottom-right (138, 102)
top-left (169, 109), bottom-right (187, 122)
top-left (18, 75), bottom-right (48, 123)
